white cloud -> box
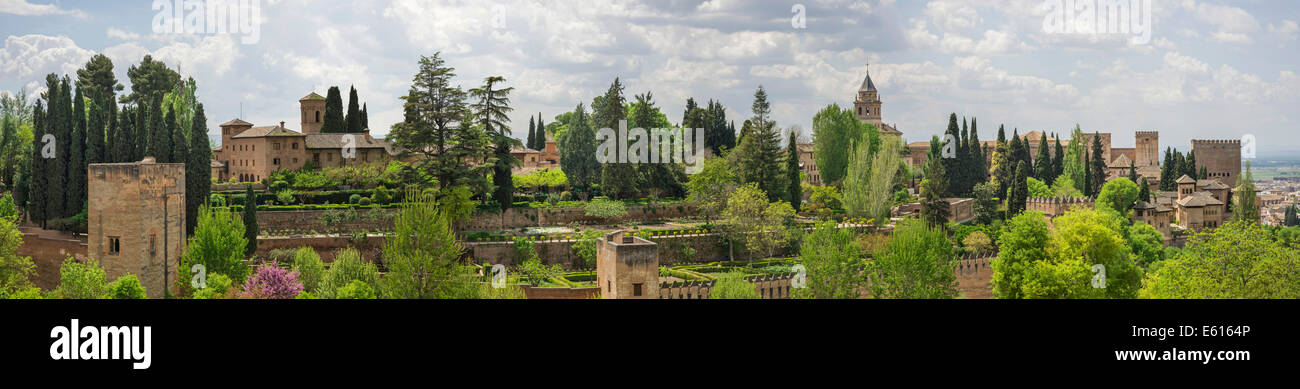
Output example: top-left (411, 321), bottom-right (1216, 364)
top-left (1182, 1), bottom-right (1260, 44)
top-left (0, 34), bottom-right (94, 82)
top-left (0, 0), bottom-right (84, 17)
top-left (1269, 20), bottom-right (1299, 42)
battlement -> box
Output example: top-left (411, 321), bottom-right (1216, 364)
top-left (1191, 139), bottom-right (1241, 145)
top-left (1134, 131), bottom-right (1159, 136)
top-left (1026, 196), bottom-right (1094, 204)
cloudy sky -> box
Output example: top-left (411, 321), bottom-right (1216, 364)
top-left (2, 0), bottom-right (1298, 158)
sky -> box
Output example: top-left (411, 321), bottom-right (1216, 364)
top-left (1, 0), bottom-right (1298, 158)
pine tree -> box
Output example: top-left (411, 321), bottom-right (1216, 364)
top-left (558, 102), bottom-right (600, 197)
top-left (322, 86), bottom-right (345, 133)
top-left (786, 130), bottom-right (802, 210)
top-left (186, 104), bottom-right (211, 235)
top-left (243, 185), bottom-right (258, 256)
top-left (595, 78), bottom-right (636, 199)
top-left (345, 85), bottom-right (361, 133)
top-left (468, 76), bottom-right (516, 208)
top-left (732, 86), bottom-right (785, 203)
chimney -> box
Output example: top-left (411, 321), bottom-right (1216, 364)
top-left (280, 121), bottom-right (286, 128)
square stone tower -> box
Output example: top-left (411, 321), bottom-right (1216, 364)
top-left (299, 92), bottom-right (326, 134)
top-left (596, 231), bottom-right (658, 299)
top-left (88, 158), bottom-right (187, 298)
top-left (1135, 131), bottom-right (1159, 167)
top-left (1192, 139), bottom-right (1242, 187)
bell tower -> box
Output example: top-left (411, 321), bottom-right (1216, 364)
top-left (854, 61), bottom-right (883, 128)
top-left (299, 92), bottom-right (326, 134)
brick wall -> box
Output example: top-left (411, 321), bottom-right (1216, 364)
top-left (17, 227), bottom-right (89, 291)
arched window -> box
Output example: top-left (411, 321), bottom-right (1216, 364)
top-left (315, 111), bottom-right (321, 122)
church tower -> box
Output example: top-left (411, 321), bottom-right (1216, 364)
top-left (854, 62), bottom-right (901, 136)
top-left (300, 92), bottom-right (326, 134)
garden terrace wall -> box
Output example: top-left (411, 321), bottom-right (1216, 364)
top-left (255, 208), bottom-right (397, 235)
top-left (522, 285), bottom-right (601, 299)
top-left (253, 235), bottom-right (386, 265)
top-left (657, 273), bottom-right (801, 299)
top-left (459, 203), bottom-right (698, 232)
top-left (467, 233), bottom-right (733, 268)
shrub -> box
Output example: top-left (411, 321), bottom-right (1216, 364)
top-left (335, 280), bottom-right (376, 299)
top-left (709, 271), bottom-right (759, 299)
top-left (106, 274), bottom-right (147, 299)
top-left (293, 247), bottom-right (324, 293)
top-left (318, 248), bottom-right (379, 298)
top-left (191, 273), bottom-right (234, 299)
top-left (241, 262), bottom-right (304, 299)
top-left (962, 231), bottom-right (993, 254)
top-left (584, 198), bottom-right (628, 221)
top-left (57, 256), bottom-right (107, 299)
top-left (348, 194), bottom-right (362, 205)
top-left (358, 197), bottom-right (373, 206)
top-left (372, 185), bottom-right (393, 205)
top-left (519, 258), bottom-right (562, 287)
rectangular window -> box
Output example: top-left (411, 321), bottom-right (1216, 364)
top-left (632, 283), bottom-right (643, 297)
top-left (273, 158), bottom-right (280, 165)
top-left (272, 143), bottom-right (281, 150)
top-left (148, 234), bottom-right (157, 257)
top-left (313, 153), bottom-right (320, 163)
top-left (108, 237), bottom-right (121, 255)
top-left (292, 142), bottom-right (299, 150)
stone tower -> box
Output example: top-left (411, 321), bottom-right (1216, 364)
top-left (87, 158), bottom-right (187, 298)
top-left (300, 92), bottom-right (326, 134)
top-left (854, 63), bottom-right (883, 128)
top-left (1192, 139), bottom-right (1242, 187)
top-left (1135, 131), bottom-right (1159, 167)
top-left (595, 231), bottom-right (658, 299)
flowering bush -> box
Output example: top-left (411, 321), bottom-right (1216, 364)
top-left (241, 262), bottom-right (304, 299)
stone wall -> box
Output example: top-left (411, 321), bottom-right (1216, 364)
top-left (657, 273), bottom-right (801, 299)
top-left (253, 235), bottom-right (386, 264)
top-left (1191, 139), bottom-right (1242, 188)
top-left (255, 208), bottom-right (397, 235)
top-left (955, 254), bottom-right (994, 299)
top-left (17, 227), bottom-right (89, 291)
top-left (1026, 197), bottom-right (1095, 217)
top-left (459, 203), bottom-right (698, 232)
top-left (467, 233), bottom-right (737, 269)
top-left (522, 285), bottom-right (601, 299)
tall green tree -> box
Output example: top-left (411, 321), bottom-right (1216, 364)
top-left (810, 104), bottom-right (869, 186)
top-left (67, 85), bottom-right (87, 218)
top-left (534, 115), bottom-right (547, 150)
top-left (381, 189), bottom-right (467, 299)
top-left (321, 86), bottom-right (345, 133)
top-left (526, 116), bottom-right (536, 151)
top-left (1035, 133), bottom-right (1052, 185)
top-left (1052, 136), bottom-right (1064, 181)
top-left (785, 130), bottom-right (802, 210)
top-left (703, 100), bottom-right (732, 156)
top-left (557, 102), bottom-right (599, 197)
top-left (389, 53), bottom-right (479, 191)
top-left (123, 55), bottom-right (179, 106)
top-left (968, 117), bottom-right (986, 185)
top-left (731, 86), bottom-right (785, 202)
top-left (469, 76), bottom-right (517, 208)
top-left (1008, 161), bottom-right (1029, 216)
top-left (186, 104), bottom-right (211, 235)
top-left (920, 136), bottom-right (950, 227)
top-left (27, 101), bottom-right (46, 225)
top-left (242, 186), bottom-right (258, 256)
top-left (990, 124), bottom-right (1012, 197)
top-left (1233, 161), bottom-right (1259, 223)
top-left (1063, 126), bottom-right (1086, 193)
top-left (345, 85), bottom-right (361, 133)
top-left (1089, 133), bottom-right (1107, 196)
top-left (595, 78), bottom-right (636, 199)
top-left (1140, 220), bottom-right (1299, 298)
top-left (45, 76), bottom-right (70, 221)
top-left (182, 205), bottom-right (250, 288)
top-left (629, 92), bottom-right (685, 199)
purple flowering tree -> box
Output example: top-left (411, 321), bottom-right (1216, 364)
top-left (241, 262), bottom-right (304, 299)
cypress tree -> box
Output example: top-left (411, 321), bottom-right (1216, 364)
top-left (1089, 133), bottom-right (1106, 196)
top-left (536, 115), bottom-right (546, 150)
top-left (29, 101), bottom-right (47, 226)
top-left (1128, 161), bottom-right (1138, 183)
top-left (67, 85), bottom-right (87, 218)
top-left (186, 104), bottom-right (211, 235)
top-left (1139, 178), bottom-right (1151, 203)
top-left (1159, 147), bottom-right (1173, 190)
top-left (360, 103), bottom-right (368, 130)
top-left (243, 185), bottom-right (258, 256)
top-left (86, 90), bottom-right (104, 164)
top-left (942, 113), bottom-right (961, 195)
top-left (969, 117), bottom-right (985, 184)
top-left (1084, 151), bottom-right (1093, 197)
top-left (1009, 161), bottom-right (1029, 216)
top-left (345, 85), bottom-right (361, 133)
top-left (46, 76), bottom-right (69, 222)
top-left (1035, 132), bottom-right (1052, 185)
top-left (1053, 137), bottom-right (1064, 181)
top-left (786, 130), bottom-right (802, 210)
top-left (322, 86), bottom-right (345, 133)
top-left (526, 116), bottom-right (536, 151)
top-left (1184, 150), bottom-right (1197, 180)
